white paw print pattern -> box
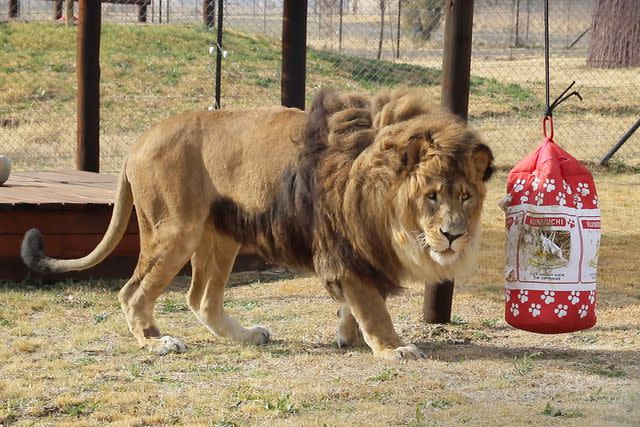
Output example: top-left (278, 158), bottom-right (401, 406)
top-left (568, 291), bottom-right (581, 305)
top-left (529, 303), bottom-right (542, 317)
top-left (593, 195), bottom-right (598, 207)
top-left (578, 304), bottom-right (589, 319)
top-left (589, 290), bottom-right (596, 304)
top-left (513, 178), bottom-right (526, 193)
top-left (562, 180), bottom-right (573, 195)
top-left (555, 192), bottom-right (566, 206)
top-left (505, 289), bottom-right (511, 302)
top-left (518, 290), bottom-right (529, 303)
top-left (574, 194), bottom-right (584, 209)
top-left (554, 304), bottom-right (568, 318)
top-left (510, 303), bottom-right (520, 317)
top-left (534, 192), bottom-right (544, 206)
top-left (543, 178), bottom-right (556, 192)
top-left (577, 182), bottom-right (591, 196)
top-left (532, 176), bottom-right (540, 191)
top-left (520, 190), bottom-right (531, 203)
top-left (541, 290), bottom-right (556, 304)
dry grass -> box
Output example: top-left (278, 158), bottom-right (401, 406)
top-left (1, 172), bottom-right (639, 426)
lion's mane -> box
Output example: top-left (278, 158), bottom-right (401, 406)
top-left (213, 88), bottom-right (491, 297)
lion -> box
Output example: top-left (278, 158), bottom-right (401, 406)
top-left (21, 87), bottom-right (493, 360)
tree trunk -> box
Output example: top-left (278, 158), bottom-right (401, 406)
top-left (587, 0), bottom-right (640, 68)
top-left (377, 0), bottom-right (385, 60)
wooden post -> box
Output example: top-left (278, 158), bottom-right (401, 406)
top-left (9, 0), bottom-right (18, 18)
top-left (441, 0), bottom-right (474, 120)
top-left (54, 0), bottom-right (63, 20)
top-left (424, 0), bottom-right (474, 324)
top-left (204, 0), bottom-right (215, 28)
top-left (76, 0), bottom-right (101, 173)
top-left (281, 0), bottom-right (308, 109)
top-left (137, 2), bottom-right (148, 23)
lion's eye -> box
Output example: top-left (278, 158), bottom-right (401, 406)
top-left (426, 192), bottom-right (438, 201)
top-left (461, 193), bottom-right (470, 201)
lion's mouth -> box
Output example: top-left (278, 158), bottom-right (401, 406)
top-left (433, 248), bottom-right (456, 256)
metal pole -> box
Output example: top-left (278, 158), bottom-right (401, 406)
top-left (396, 0), bottom-right (401, 58)
top-left (339, 0), bottom-right (343, 53)
top-left (427, 0), bottom-right (474, 324)
top-left (544, 0), bottom-right (550, 113)
top-left (214, 0), bottom-right (224, 109)
top-left (599, 117), bottom-right (640, 165)
top-left (281, 0), bottom-right (308, 110)
top-left (76, 0), bottom-right (101, 173)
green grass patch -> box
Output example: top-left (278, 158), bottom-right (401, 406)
top-left (1, 21), bottom-right (536, 117)
top-left (542, 402), bottom-right (584, 418)
top-left (368, 368), bottom-right (398, 382)
top-left (513, 351), bottom-right (542, 376)
top-left (588, 365), bottom-right (626, 378)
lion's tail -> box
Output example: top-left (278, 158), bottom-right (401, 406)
top-left (21, 162), bottom-right (134, 274)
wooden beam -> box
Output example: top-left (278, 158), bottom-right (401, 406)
top-left (281, 0), bottom-right (308, 109)
top-left (424, 0), bottom-right (474, 324)
top-left (76, 0), bottom-right (101, 172)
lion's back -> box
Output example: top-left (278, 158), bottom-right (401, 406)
top-left (126, 106), bottom-right (306, 211)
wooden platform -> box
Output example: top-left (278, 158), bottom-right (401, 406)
top-left (0, 171), bottom-right (267, 282)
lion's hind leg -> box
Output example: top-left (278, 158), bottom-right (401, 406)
top-left (186, 224), bottom-right (270, 345)
top-left (119, 219), bottom-right (202, 355)
top-left (336, 305), bottom-right (364, 349)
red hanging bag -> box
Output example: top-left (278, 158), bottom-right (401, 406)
top-left (503, 116), bottom-right (600, 333)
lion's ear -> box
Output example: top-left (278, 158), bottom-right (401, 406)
top-left (472, 142), bottom-right (494, 181)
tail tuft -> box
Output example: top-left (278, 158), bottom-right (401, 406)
top-left (21, 228), bottom-right (50, 273)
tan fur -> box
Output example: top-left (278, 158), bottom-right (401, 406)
top-left (21, 88), bottom-right (493, 360)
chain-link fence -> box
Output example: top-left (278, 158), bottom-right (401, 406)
top-left (1, 0), bottom-right (638, 173)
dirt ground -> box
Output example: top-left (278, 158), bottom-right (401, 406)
top-left (1, 172), bottom-right (639, 426)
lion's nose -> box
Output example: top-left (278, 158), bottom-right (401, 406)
top-left (440, 229), bottom-right (463, 244)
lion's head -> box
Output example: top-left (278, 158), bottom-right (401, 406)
top-left (310, 88), bottom-right (493, 288)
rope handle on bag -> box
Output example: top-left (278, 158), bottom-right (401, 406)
top-left (543, 115), bottom-right (554, 139)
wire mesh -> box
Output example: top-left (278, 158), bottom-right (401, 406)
top-left (1, 0), bottom-right (638, 173)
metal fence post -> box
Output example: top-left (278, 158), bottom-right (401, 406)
top-left (281, 0), bottom-right (308, 110)
top-left (214, 0), bottom-right (224, 109)
top-left (424, 0), bottom-right (474, 324)
top-left (76, 0), bottom-right (101, 173)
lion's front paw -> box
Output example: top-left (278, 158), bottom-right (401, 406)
top-left (149, 336), bottom-right (187, 355)
top-left (376, 343), bottom-right (426, 361)
top-left (244, 326), bottom-right (270, 345)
